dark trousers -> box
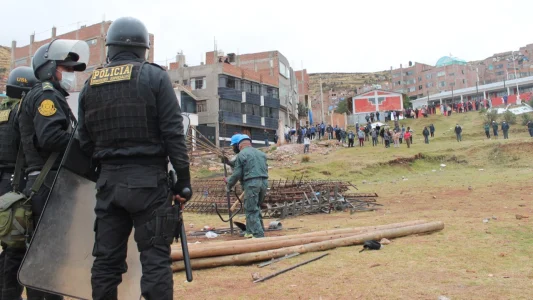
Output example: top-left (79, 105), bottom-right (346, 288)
top-left (424, 136), bottom-right (429, 144)
top-left (372, 137), bottom-right (377, 146)
top-left (529, 128), bottom-right (533, 137)
top-left (359, 138), bottom-right (364, 147)
top-left (243, 179), bottom-right (267, 238)
top-left (485, 130), bottom-right (490, 138)
top-left (348, 139), bottom-right (354, 147)
top-left (91, 164), bottom-right (173, 300)
top-left (503, 130), bottom-right (509, 139)
top-left (430, 132), bottom-right (434, 137)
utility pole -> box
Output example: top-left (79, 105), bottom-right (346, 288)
top-left (319, 77), bottom-right (325, 124)
top-left (512, 51), bottom-right (521, 104)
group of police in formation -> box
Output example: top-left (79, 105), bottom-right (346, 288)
top-left (0, 15), bottom-right (270, 300)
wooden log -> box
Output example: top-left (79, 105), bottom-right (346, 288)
top-left (171, 220), bottom-right (429, 260)
top-left (230, 192), bottom-right (245, 212)
top-left (173, 220), bottom-right (427, 251)
top-left (172, 221), bottom-right (444, 271)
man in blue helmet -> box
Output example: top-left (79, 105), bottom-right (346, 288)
top-left (226, 134), bottom-right (268, 238)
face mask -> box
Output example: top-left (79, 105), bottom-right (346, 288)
top-left (232, 145), bottom-right (240, 154)
top-left (60, 71), bottom-right (75, 91)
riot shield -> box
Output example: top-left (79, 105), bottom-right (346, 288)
top-left (18, 114), bottom-right (191, 300)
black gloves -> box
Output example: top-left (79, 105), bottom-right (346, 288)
top-left (172, 166), bottom-right (193, 201)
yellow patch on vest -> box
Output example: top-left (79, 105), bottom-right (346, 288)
top-left (38, 100), bottom-right (57, 117)
top-left (0, 109), bottom-right (11, 123)
top-left (90, 64), bottom-right (134, 86)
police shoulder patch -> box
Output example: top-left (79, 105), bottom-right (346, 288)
top-left (42, 81), bottom-right (54, 91)
top-left (38, 99), bottom-right (57, 117)
top-left (90, 64), bottom-right (134, 86)
top-left (0, 109), bottom-right (11, 123)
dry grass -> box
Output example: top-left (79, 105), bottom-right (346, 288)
top-left (174, 111), bottom-right (533, 299)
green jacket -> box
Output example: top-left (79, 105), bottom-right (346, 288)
top-left (484, 124), bottom-right (490, 132)
top-left (227, 146), bottom-right (268, 188)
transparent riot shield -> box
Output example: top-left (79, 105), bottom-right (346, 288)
top-left (18, 114), bottom-right (191, 300)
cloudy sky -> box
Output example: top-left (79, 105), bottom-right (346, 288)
top-left (2, 0), bottom-right (532, 73)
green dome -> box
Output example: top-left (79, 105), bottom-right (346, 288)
top-left (436, 56), bottom-right (467, 67)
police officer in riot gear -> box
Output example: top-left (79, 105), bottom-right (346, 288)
top-left (18, 39), bottom-right (89, 300)
top-left (0, 66), bottom-right (36, 300)
top-left (77, 16), bottom-right (191, 300)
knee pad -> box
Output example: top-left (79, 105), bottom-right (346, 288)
top-left (134, 206), bottom-right (181, 252)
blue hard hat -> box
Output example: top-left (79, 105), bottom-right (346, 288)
top-left (230, 134), bottom-right (243, 146)
top-left (230, 134), bottom-right (251, 146)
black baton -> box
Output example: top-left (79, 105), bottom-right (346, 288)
top-left (169, 170), bottom-right (193, 282)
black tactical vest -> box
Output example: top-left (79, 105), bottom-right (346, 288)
top-left (83, 60), bottom-right (161, 151)
top-left (0, 100), bottom-right (20, 169)
top-left (18, 83), bottom-right (69, 173)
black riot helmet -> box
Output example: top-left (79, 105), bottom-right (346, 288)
top-left (6, 66), bottom-right (38, 99)
top-left (105, 17), bottom-right (150, 60)
top-left (31, 39), bottom-right (90, 81)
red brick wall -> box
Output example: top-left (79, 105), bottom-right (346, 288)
top-left (206, 51), bottom-right (216, 65)
top-left (222, 63), bottom-right (243, 78)
top-left (243, 69), bottom-right (261, 83)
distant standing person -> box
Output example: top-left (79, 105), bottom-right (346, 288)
top-left (528, 121), bottom-right (533, 137)
top-left (455, 124), bottom-right (462, 142)
top-left (264, 129), bottom-right (269, 147)
top-left (347, 130), bottom-right (355, 147)
top-left (501, 121), bottom-right (510, 139)
top-left (371, 128), bottom-right (378, 146)
top-left (423, 126), bottom-right (430, 144)
top-left (429, 124), bottom-right (435, 137)
top-left (484, 123), bottom-right (491, 139)
top-left (303, 135), bottom-right (310, 153)
top-left (357, 129), bottom-right (365, 147)
top-left (492, 121), bottom-right (499, 139)
top-left (404, 130), bottom-right (411, 148)
top-left (376, 111), bottom-right (380, 121)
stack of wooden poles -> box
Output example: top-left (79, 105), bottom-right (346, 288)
top-left (171, 220), bottom-right (444, 272)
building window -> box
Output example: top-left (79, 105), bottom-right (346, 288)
top-left (462, 79), bottom-right (465, 84)
top-left (439, 81), bottom-right (446, 87)
top-left (220, 99), bottom-right (241, 113)
top-left (197, 100), bottom-right (207, 112)
top-left (496, 71), bottom-right (504, 76)
top-left (406, 71), bottom-right (414, 76)
top-left (426, 82), bottom-right (433, 88)
top-left (426, 74), bottom-right (433, 79)
top-left (183, 79), bottom-right (188, 86)
top-left (437, 71), bottom-right (445, 77)
top-left (242, 81), bottom-right (252, 93)
top-left (251, 83), bottom-right (260, 94)
top-left (191, 77), bottom-right (205, 90)
top-left (242, 103), bottom-right (260, 116)
top-left (392, 73), bottom-right (401, 78)
top-left (408, 87), bottom-right (415, 92)
top-left (181, 92), bottom-right (197, 114)
top-left (450, 82), bottom-right (455, 87)
top-left (86, 38), bottom-right (97, 46)
top-left (418, 85), bottom-right (423, 90)
top-left (495, 64), bottom-right (504, 69)
top-left (448, 72), bottom-right (455, 76)
top-left (418, 76), bottom-right (422, 82)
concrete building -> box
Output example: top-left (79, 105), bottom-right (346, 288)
top-left (295, 69), bottom-right (310, 125)
top-left (390, 56), bottom-right (478, 101)
top-left (167, 52), bottom-right (281, 147)
top-left (205, 50), bottom-right (299, 129)
top-left (474, 44), bottom-right (533, 84)
top-left (9, 21), bottom-right (155, 92)
top-left (411, 75), bottom-right (533, 109)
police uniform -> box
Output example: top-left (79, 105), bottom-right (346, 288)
top-left (77, 17), bottom-right (190, 300)
top-left (226, 136), bottom-right (269, 238)
top-left (0, 66), bottom-right (35, 300)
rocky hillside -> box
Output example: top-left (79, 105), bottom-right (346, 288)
top-left (0, 46), bottom-right (11, 93)
top-left (308, 71), bottom-right (392, 96)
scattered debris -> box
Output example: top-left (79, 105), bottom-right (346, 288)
top-left (491, 216), bottom-right (497, 220)
top-left (438, 296), bottom-right (451, 300)
top-left (369, 263), bottom-right (381, 268)
top-left (251, 272), bottom-right (261, 281)
top-left (253, 253), bottom-right (329, 283)
top-left (433, 196), bottom-right (437, 199)
top-left (516, 214), bottom-right (529, 220)
top-left (498, 253), bottom-right (506, 257)
top-left (468, 186), bottom-right (473, 191)
top-left (479, 169), bottom-right (484, 171)
top-left (205, 231), bottom-right (218, 238)
top-left (483, 218), bottom-right (490, 223)
top-left (488, 274), bottom-right (494, 277)
top-left (380, 238), bottom-right (391, 245)
top-left (189, 223), bottom-right (194, 228)
top-left (257, 253), bottom-right (300, 268)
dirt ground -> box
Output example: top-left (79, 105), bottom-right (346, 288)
top-left (175, 112), bottom-right (533, 300)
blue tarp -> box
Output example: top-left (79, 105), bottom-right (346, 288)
top-left (308, 109), bottom-right (313, 125)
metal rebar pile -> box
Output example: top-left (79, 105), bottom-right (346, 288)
top-left (186, 177), bottom-right (380, 218)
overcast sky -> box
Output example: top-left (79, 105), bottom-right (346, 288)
top-left (2, 0), bottom-right (533, 73)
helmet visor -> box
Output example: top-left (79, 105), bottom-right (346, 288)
top-left (46, 40), bottom-right (90, 69)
